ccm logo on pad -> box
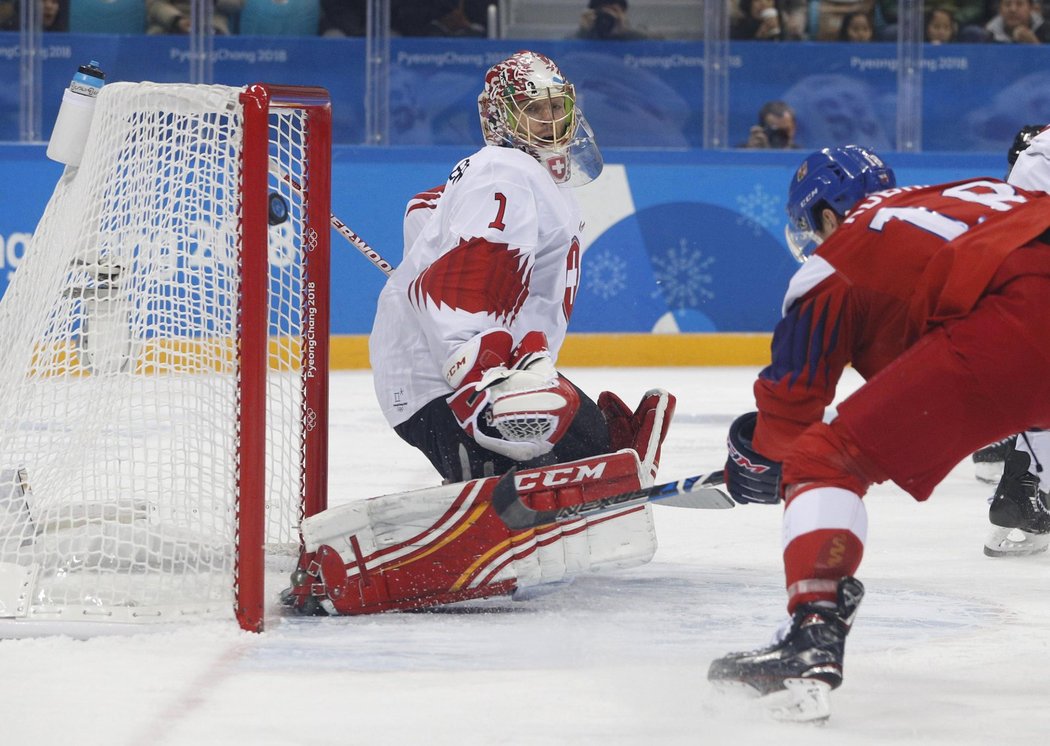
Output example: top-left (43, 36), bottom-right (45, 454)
top-left (515, 461), bottom-right (608, 490)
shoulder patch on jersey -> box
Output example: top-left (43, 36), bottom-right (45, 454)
top-left (782, 255), bottom-right (836, 316)
top-left (449, 158), bottom-right (471, 184)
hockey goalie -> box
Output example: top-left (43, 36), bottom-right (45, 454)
top-left (283, 50), bottom-right (677, 615)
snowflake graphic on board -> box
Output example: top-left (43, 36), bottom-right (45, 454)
top-left (736, 183), bottom-right (782, 236)
top-left (584, 249), bottom-right (628, 300)
top-left (651, 238), bottom-right (715, 309)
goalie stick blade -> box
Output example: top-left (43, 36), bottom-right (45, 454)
top-left (651, 472), bottom-right (733, 508)
top-left (492, 468), bottom-right (734, 531)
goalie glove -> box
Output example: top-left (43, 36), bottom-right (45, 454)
top-left (725, 411), bottom-right (782, 504)
top-left (446, 330), bottom-right (579, 462)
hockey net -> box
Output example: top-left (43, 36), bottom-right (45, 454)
top-left (0, 82), bottom-right (331, 633)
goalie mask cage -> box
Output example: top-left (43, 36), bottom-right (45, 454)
top-left (0, 82), bottom-right (331, 634)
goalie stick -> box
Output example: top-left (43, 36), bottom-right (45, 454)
top-left (492, 468), bottom-right (735, 531)
top-left (267, 159), bottom-right (394, 276)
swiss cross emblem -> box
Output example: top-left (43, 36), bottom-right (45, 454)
top-left (563, 237), bottom-right (580, 320)
top-left (546, 155), bottom-right (568, 182)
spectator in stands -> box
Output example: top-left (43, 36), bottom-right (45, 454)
top-left (838, 10), bottom-right (875, 40)
top-left (779, 0), bottom-right (808, 39)
top-left (573, 0), bottom-right (655, 40)
top-left (731, 0), bottom-right (786, 40)
top-left (320, 0), bottom-right (365, 36)
top-left (393, 0), bottom-right (485, 37)
top-left (985, 0), bottom-right (1049, 42)
top-left (955, 0), bottom-right (991, 30)
top-left (0, 0), bottom-right (68, 30)
top-left (462, 0), bottom-right (494, 33)
top-left (875, 0), bottom-right (986, 40)
top-left (741, 100), bottom-right (798, 149)
top-left (925, 4), bottom-right (960, 43)
top-left (146, 0), bottom-right (242, 35)
top-left (41, 0), bottom-right (67, 30)
top-left (810, 0), bottom-right (874, 40)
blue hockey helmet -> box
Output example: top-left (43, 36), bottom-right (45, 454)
top-left (785, 145), bottom-right (896, 262)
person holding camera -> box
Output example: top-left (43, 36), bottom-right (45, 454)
top-left (741, 100), bottom-right (798, 149)
top-left (731, 0), bottom-right (787, 40)
top-left (573, 0), bottom-right (654, 40)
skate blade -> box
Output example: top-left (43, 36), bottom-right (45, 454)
top-left (762, 678), bottom-right (832, 723)
top-left (710, 678), bottom-right (831, 723)
top-left (709, 679), bottom-right (762, 699)
top-left (974, 462), bottom-right (1005, 484)
top-left (984, 526), bottom-right (1050, 557)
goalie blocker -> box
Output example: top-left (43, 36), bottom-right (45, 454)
top-left (283, 450), bottom-right (658, 615)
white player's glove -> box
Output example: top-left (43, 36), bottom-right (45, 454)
top-left (445, 330), bottom-right (579, 461)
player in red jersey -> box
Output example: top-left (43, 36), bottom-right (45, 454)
top-left (710, 145), bottom-right (1050, 720)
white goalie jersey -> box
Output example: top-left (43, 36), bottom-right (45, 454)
top-left (369, 145), bottom-right (584, 427)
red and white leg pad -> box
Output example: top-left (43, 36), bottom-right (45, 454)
top-left (598, 388), bottom-right (677, 484)
top-left (285, 450), bottom-right (657, 615)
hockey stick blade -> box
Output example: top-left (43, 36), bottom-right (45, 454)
top-left (492, 468), bottom-right (734, 531)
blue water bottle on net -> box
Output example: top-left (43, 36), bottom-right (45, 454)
top-left (47, 61), bottom-right (106, 167)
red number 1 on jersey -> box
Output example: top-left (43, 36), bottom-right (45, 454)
top-left (489, 192), bottom-right (507, 231)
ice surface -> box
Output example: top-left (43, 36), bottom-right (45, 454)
top-left (3, 366), bottom-right (1048, 745)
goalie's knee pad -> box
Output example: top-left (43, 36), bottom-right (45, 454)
top-left (284, 450), bottom-right (657, 615)
top-left (598, 388), bottom-right (676, 484)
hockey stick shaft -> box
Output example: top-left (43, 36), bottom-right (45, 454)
top-left (328, 213), bottom-right (393, 276)
top-left (267, 159), bottom-right (394, 276)
top-left (492, 468), bottom-right (734, 531)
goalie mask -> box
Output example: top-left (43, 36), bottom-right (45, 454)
top-left (478, 50), bottom-right (603, 187)
top-left (785, 145), bottom-right (896, 262)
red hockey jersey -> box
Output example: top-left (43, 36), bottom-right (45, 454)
top-left (754, 178), bottom-right (1050, 459)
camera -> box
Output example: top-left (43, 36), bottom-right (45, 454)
top-left (593, 8), bottom-right (617, 37)
top-left (763, 125), bottom-right (789, 149)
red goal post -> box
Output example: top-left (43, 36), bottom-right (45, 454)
top-left (0, 82), bottom-right (331, 635)
top-left (239, 84), bottom-right (331, 631)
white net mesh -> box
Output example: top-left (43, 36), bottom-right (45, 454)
top-left (0, 82), bottom-right (315, 627)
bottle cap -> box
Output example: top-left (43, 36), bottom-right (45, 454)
top-left (75, 61), bottom-right (105, 85)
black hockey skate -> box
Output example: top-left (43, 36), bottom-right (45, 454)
top-left (985, 450), bottom-right (1050, 557)
top-left (972, 435), bottom-right (1017, 484)
top-left (708, 577), bottom-right (864, 721)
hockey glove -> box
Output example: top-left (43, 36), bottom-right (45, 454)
top-left (725, 411), bottom-right (782, 504)
top-left (446, 330), bottom-right (580, 462)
